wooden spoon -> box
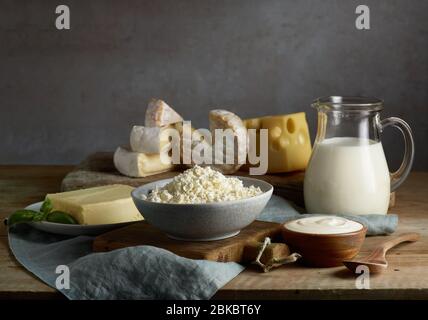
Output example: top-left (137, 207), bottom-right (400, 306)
top-left (343, 232), bottom-right (420, 274)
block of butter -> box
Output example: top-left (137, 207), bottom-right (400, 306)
top-left (243, 112), bottom-right (312, 173)
top-left (46, 185), bottom-right (143, 225)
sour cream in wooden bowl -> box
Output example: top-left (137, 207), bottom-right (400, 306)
top-left (282, 216), bottom-right (367, 267)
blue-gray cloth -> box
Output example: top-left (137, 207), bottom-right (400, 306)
top-left (7, 196), bottom-right (398, 300)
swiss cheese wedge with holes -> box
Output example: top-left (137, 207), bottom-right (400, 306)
top-left (243, 112), bottom-right (312, 173)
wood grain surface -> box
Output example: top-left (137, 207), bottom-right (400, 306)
top-left (93, 220), bottom-right (283, 262)
top-left (0, 166), bottom-right (426, 300)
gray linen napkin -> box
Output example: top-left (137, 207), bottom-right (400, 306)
top-left (7, 195), bottom-right (398, 300)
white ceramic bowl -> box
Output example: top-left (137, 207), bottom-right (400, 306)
top-left (131, 177), bottom-right (273, 241)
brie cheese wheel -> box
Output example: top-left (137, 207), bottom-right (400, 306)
top-left (130, 125), bottom-right (171, 154)
top-left (145, 99), bottom-right (183, 127)
top-left (113, 146), bottom-right (174, 178)
top-left (209, 109), bottom-right (247, 174)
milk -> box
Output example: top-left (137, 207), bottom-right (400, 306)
top-left (304, 137), bottom-right (390, 215)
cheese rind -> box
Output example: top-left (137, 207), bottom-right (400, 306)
top-left (243, 112), bottom-right (312, 173)
top-left (46, 185), bottom-right (143, 225)
top-left (113, 146), bottom-right (174, 178)
top-left (130, 125), bottom-right (171, 154)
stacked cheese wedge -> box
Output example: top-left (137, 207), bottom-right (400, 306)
top-left (114, 99), bottom-right (183, 177)
top-left (113, 99), bottom-right (250, 177)
top-left (173, 109), bottom-right (249, 174)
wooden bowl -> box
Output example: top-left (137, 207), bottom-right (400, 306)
top-left (281, 220), bottom-right (367, 267)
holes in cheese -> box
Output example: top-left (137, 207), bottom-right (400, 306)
top-left (243, 112), bottom-right (312, 173)
top-left (287, 118), bottom-right (296, 133)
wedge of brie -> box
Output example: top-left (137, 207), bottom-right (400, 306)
top-left (209, 109), bottom-right (247, 174)
top-left (113, 146), bottom-right (174, 178)
top-left (130, 125), bottom-right (172, 154)
top-left (145, 99), bottom-right (183, 127)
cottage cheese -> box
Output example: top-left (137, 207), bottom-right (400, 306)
top-left (143, 166), bottom-right (262, 204)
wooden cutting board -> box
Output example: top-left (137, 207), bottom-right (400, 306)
top-left (61, 152), bottom-right (306, 206)
top-left (93, 220), bottom-right (283, 262)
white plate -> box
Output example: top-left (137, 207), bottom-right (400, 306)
top-left (22, 202), bottom-right (137, 236)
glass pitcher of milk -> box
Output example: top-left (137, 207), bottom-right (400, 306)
top-left (304, 96), bottom-right (414, 215)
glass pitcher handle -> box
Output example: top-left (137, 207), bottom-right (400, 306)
top-left (380, 117), bottom-right (415, 192)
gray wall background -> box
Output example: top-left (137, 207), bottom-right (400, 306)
top-left (1, 0), bottom-right (427, 170)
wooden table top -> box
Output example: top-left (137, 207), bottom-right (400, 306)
top-left (0, 166), bottom-right (427, 300)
